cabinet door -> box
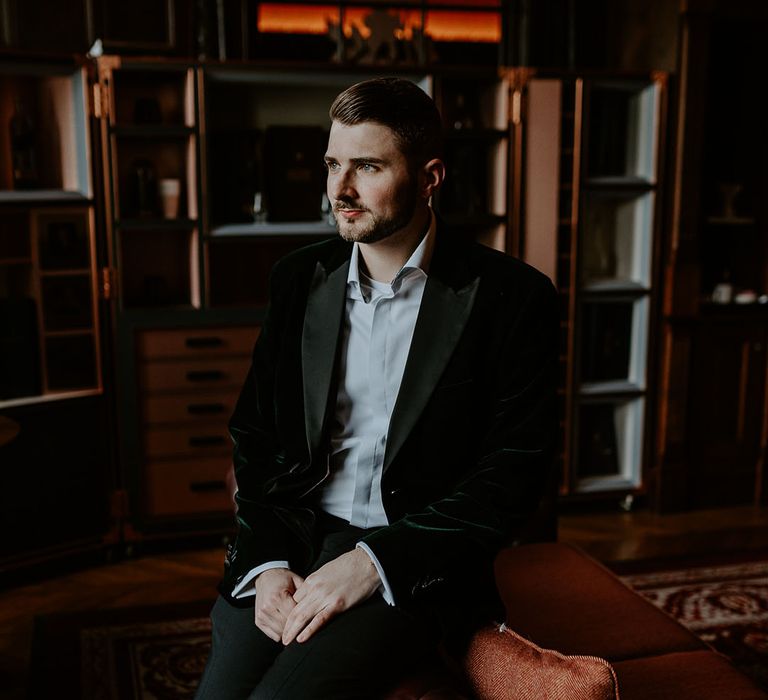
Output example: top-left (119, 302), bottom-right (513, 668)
top-left (687, 320), bottom-right (766, 508)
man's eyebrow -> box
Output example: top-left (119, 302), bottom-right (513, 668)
top-left (350, 157), bottom-right (387, 165)
top-left (323, 155), bottom-right (388, 165)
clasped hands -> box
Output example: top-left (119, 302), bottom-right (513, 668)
top-left (253, 548), bottom-right (381, 645)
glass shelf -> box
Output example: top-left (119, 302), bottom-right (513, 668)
top-left (209, 221), bottom-right (337, 237)
top-left (583, 176), bottom-right (654, 189)
top-left (118, 218), bottom-right (198, 231)
top-left (0, 388), bottom-right (102, 411)
top-left (706, 216), bottom-right (756, 226)
top-left (579, 380), bottom-right (644, 396)
top-left (581, 280), bottom-right (649, 293)
top-left (111, 125), bottom-right (196, 139)
top-left (0, 191), bottom-right (90, 203)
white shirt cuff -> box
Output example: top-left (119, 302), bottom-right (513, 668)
top-left (231, 560), bottom-right (290, 599)
top-left (356, 542), bottom-right (395, 606)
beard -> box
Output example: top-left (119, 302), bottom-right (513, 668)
top-left (333, 185), bottom-right (419, 245)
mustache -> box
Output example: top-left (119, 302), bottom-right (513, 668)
top-left (333, 199), bottom-right (368, 212)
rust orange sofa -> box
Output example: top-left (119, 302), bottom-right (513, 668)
top-left (387, 543), bottom-right (768, 699)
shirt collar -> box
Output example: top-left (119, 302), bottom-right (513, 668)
top-left (347, 207), bottom-right (436, 297)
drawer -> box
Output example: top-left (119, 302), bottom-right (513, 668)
top-left (144, 457), bottom-right (234, 517)
top-left (144, 424), bottom-right (231, 458)
top-left (141, 391), bottom-right (240, 425)
top-left (139, 357), bottom-right (251, 393)
top-left (137, 326), bottom-right (259, 360)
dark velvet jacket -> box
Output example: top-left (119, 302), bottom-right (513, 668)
top-left (219, 228), bottom-right (559, 613)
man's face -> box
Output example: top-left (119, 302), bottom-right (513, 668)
top-left (324, 121), bottom-right (420, 244)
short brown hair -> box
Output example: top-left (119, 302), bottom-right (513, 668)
top-left (329, 77), bottom-right (443, 166)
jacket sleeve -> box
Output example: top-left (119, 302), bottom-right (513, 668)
top-left (359, 277), bottom-right (560, 606)
top-left (220, 261), bottom-right (316, 600)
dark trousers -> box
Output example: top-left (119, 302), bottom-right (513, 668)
top-left (195, 518), bottom-right (442, 699)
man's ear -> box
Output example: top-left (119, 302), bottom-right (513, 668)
top-left (420, 158), bottom-right (445, 200)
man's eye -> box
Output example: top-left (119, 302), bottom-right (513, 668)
top-left (359, 163), bottom-right (376, 172)
top-left (325, 161), bottom-right (339, 171)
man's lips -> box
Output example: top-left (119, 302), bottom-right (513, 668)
top-left (337, 209), bottom-right (366, 220)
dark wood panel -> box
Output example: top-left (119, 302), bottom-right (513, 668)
top-left (687, 321), bottom-right (766, 507)
top-left (0, 395), bottom-right (113, 564)
top-left (6, 0), bottom-right (90, 54)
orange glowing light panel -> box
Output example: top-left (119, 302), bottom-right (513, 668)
top-left (425, 11), bottom-right (500, 43)
top-left (258, 4), bottom-right (501, 43)
top-left (258, 5), bottom-right (338, 34)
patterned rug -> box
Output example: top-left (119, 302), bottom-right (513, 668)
top-left (29, 601), bottom-right (214, 699)
top-left (29, 557), bottom-right (768, 698)
top-left (621, 558), bottom-right (768, 691)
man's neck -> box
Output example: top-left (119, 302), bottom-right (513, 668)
top-left (357, 206), bottom-right (431, 283)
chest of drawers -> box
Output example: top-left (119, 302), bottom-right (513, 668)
top-left (135, 326), bottom-right (258, 518)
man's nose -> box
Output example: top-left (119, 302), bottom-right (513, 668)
top-left (330, 168), bottom-right (357, 201)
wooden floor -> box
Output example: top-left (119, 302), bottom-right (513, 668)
top-left (2, 505), bottom-right (768, 699)
top-left (559, 503), bottom-right (768, 563)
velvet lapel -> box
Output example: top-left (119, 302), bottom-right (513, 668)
top-left (301, 251), bottom-right (350, 457)
top-left (383, 234), bottom-right (480, 473)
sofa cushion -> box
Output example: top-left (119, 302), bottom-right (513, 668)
top-left (463, 622), bottom-right (620, 700)
top-left (613, 651), bottom-right (768, 700)
top-left (494, 543), bottom-right (705, 661)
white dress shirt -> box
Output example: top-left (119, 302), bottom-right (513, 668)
top-left (232, 212), bottom-right (435, 603)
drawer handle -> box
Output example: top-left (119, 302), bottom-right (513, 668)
top-left (186, 337), bottom-right (224, 349)
top-left (189, 435), bottom-right (227, 447)
top-left (187, 403), bottom-right (227, 415)
top-left (186, 370), bottom-right (226, 382)
top-left (190, 480), bottom-right (226, 493)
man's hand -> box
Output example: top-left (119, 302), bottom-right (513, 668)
top-left (281, 548), bottom-right (381, 645)
top-left (253, 568), bottom-right (305, 642)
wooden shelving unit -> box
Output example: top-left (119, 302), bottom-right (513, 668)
top-left (514, 69), bottom-right (668, 502)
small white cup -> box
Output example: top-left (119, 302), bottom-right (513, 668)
top-left (159, 178), bottom-right (181, 219)
top-left (712, 282), bottom-right (733, 304)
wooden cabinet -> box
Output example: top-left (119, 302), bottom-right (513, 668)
top-left (514, 69), bottom-right (668, 502)
top-left (135, 326), bottom-right (255, 519)
top-left (0, 58), bottom-right (114, 568)
top-left (95, 57), bottom-right (201, 310)
top-left (91, 57), bottom-right (267, 537)
top-left (655, 1), bottom-right (768, 511)
top-left (0, 62), bottom-right (102, 403)
top-left (686, 315), bottom-right (766, 508)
